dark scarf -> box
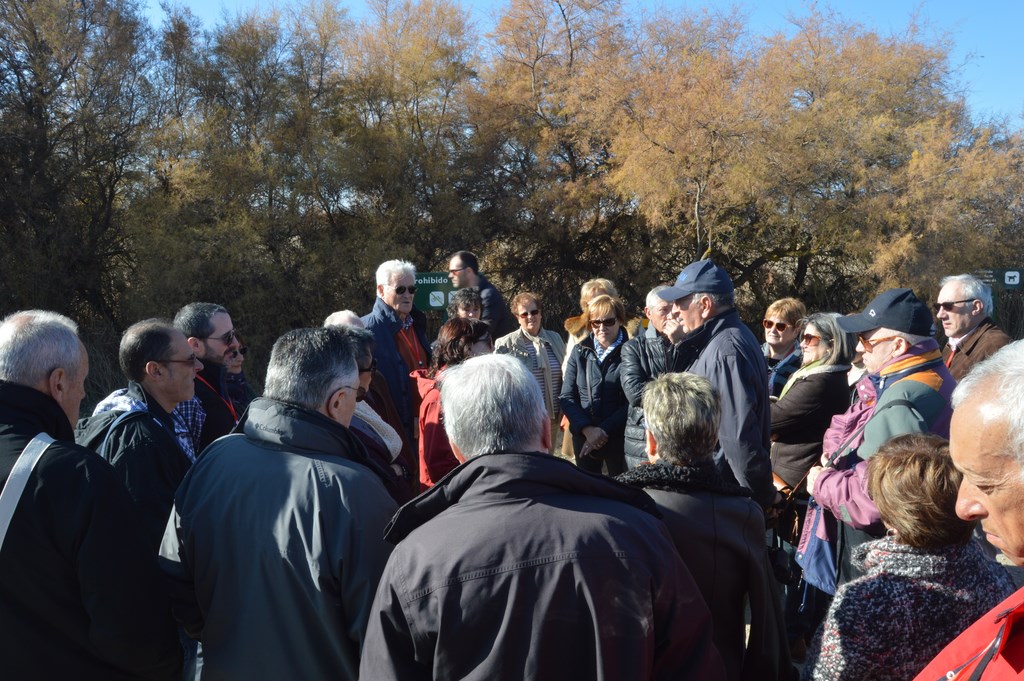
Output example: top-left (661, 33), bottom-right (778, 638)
top-left (617, 460), bottom-right (751, 498)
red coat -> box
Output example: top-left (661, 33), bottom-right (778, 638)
top-left (914, 585), bottom-right (1024, 680)
top-left (412, 369), bottom-right (460, 490)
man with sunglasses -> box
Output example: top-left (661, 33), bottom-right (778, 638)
top-left (160, 326), bottom-right (397, 680)
top-left (76, 320), bottom-right (200, 552)
top-left (448, 250), bottom-right (516, 337)
top-left (807, 288), bottom-right (956, 584)
top-left (174, 302), bottom-right (242, 451)
top-left (362, 260), bottom-right (432, 443)
top-left (935, 274), bottom-right (1010, 381)
top-left (651, 260), bottom-right (776, 509)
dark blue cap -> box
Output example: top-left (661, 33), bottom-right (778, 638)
top-left (837, 288), bottom-right (934, 336)
top-left (657, 260), bottom-right (735, 301)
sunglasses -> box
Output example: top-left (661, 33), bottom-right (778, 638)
top-left (359, 358), bottom-right (378, 374)
top-left (762, 319), bottom-right (790, 332)
top-left (518, 309), bottom-right (541, 319)
top-left (161, 353), bottom-right (198, 366)
top-left (390, 285), bottom-right (417, 295)
top-left (932, 299), bottom-right (976, 313)
top-left (800, 334), bottom-right (823, 347)
top-left (590, 317), bottom-right (618, 328)
top-left (201, 329), bottom-right (237, 345)
top-left (858, 334), bottom-right (900, 351)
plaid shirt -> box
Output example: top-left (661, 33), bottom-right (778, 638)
top-left (173, 396), bottom-right (206, 462)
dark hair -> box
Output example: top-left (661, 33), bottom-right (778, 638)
top-left (174, 302), bottom-right (228, 338)
top-left (867, 433), bottom-right (975, 549)
top-left (430, 318), bottom-right (491, 378)
top-left (451, 250), bottom-right (479, 274)
top-left (447, 287), bottom-right (482, 316)
top-left (119, 319), bottom-right (178, 382)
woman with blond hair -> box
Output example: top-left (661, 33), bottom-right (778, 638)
top-left (560, 295), bottom-right (630, 475)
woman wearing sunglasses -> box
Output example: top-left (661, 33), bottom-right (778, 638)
top-left (769, 312), bottom-right (857, 660)
top-left (560, 295), bottom-right (630, 476)
top-left (763, 298), bottom-right (807, 399)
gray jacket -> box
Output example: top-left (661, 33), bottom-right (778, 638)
top-left (159, 398), bottom-right (397, 680)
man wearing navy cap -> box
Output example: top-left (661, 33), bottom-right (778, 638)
top-left (806, 288), bottom-right (956, 584)
top-left (654, 259), bottom-right (776, 508)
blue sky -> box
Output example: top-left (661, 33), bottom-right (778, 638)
top-left (148, 0), bottom-right (1024, 124)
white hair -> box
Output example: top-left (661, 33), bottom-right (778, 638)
top-left (375, 260), bottom-right (416, 288)
top-left (440, 354), bottom-right (546, 457)
top-left (952, 340), bottom-right (1024, 465)
top-left (0, 310), bottom-right (83, 386)
top-left (324, 310), bottom-right (364, 328)
top-left (940, 274), bottom-right (994, 317)
top-left (645, 285), bottom-right (671, 309)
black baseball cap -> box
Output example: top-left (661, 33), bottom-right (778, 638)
top-left (657, 260), bottom-right (735, 301)
top-left (837, 288), bottom-right (934, 336)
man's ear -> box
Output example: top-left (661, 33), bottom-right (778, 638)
top-left (971, 300), bottom-right (985, 317)
top-left (144, 360), bottom-right (163, 381)
top-left (645, 429), bottom-right (659, 464)
top-left (47, 367), bottom-right (68, 404)
top-left (449, 438), bottom-right (467, 464)
top-left (187, 336), bottom-right (202, 353)
top-left (376, 284), bottom-right (385, 299)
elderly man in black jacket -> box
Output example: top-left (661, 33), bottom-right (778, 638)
top-left (76, 319), bottom-right (199, 552)
top-left (0, 310), bottom-right (181, 680)
top-left (159, 326), bottom-right (397, 680)
top-left (361, 353), bottom-right (724, 680)
top-left (618, 372), bottom-right (791, 681)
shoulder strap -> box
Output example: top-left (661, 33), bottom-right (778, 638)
top-left (99, 409), bottom-right (146, 462)
top-left (824, 398), bottom-right (919, 468)
top-left (0, 433), bottom-right (55, 552)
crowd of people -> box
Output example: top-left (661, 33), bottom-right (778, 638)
top-left (1, 253), bottom-right (1023, 680)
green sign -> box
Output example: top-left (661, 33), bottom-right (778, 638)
top-left (975, 269), bottom-right (1022, 291)
top-left (414, 272), bottom-right (455, 312)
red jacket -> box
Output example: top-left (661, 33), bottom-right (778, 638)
top-left (914, 585), bottom-right (1024, 680)
top-left (413, 369), bottom-right (459, 490)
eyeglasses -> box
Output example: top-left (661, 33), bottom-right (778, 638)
top-left (200, 329), bottom-right (237, 345)
top-left (858, 334), bottom-right (901, 351)
top-left (448, 266), bottom-right (468, 275)
top-left (358, 358), bottom-right (378, 374)
top-left (518, 309), bottom-right (541, 319)
top-left (161, 354), bottom-right (198, 366)
top-left (762, 319), bottom-right (790, 332)
top-left (590, 317), bottom-right (618, 328)
top-left (800, 334), bottom-right (823, 347)
top-left (932, 299), bottom-right (976, 313)
top-left (389, 285), bottom-right (417, 295)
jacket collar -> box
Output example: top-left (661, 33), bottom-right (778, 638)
top-left (126, 381), bottom-right (176, 429)
top-left (371, 295), bottom-right (425, 333)
top-left (198, 361), bottom-right (228, 397)
top-left (677, 308), bottom-right (740, 351)
top-left (239, 397), bottom-right (364, 458)
top-left (384, 451), bottom-right (663, 543)
top-left (617, 460), bottom-right (751, 498)
top-left (0, 380), bottom-right (75, 441)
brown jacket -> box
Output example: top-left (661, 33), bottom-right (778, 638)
top-left (942, 317), bottom-right (1011, 381)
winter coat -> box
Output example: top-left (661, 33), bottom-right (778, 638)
top-left (618, 462), bottom-right (791, 681)
top-left (674, 309), bottom-right (774, 508)
top-left (764, 343), bottom-right (802, 399)
top-left (362, 296), bottom-right (432, 440)
top-left (914, 585), bottom-right (1024, 680)
top-left (193, 362), bottom-right (237, 452)
top-left (75, 381), bottom-right (192, 553)
top-left (360, 451), bottom-right (726, 680)
top-left (560, 333), bottom-right (629, 467)
top-left (494, 326), bottom-right (566, 422)
top-left (412, 368), bottom-right (459, 489)
top-left (477, 273), bottom-right (517, 337)
top-left (620, 332), bottom-right (670, 469)
top-left (942, 317), bottom-right (1012, 381)
top-left (0, 381), bottom-right (181, 680)
top-left (159, 397), bottom-right (397, 680)
top-left (770, 366), bottom-right (852, 490)
top-left (804, 536), bottom-right (1014, 681)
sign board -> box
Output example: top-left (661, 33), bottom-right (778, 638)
top-left (974, 269), bottom-right (1022, 291)
top-left (414, 272), bottom-right (456, 314)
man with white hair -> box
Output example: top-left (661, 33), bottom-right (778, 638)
top-left (159, 326), bottom-right (397, 680)
top-left (0, 310), bottom-right (181, 679)
top-left (620, 284), bottom-right (676, 469)
top-left (362, 260), bottom-right (431, 441)
top-left (935, 273), bottom-right (1010, 381)
top-left (360, 354), bottom-right (724, 680)
top-left (915, 340), bottom-right (1024, 679)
